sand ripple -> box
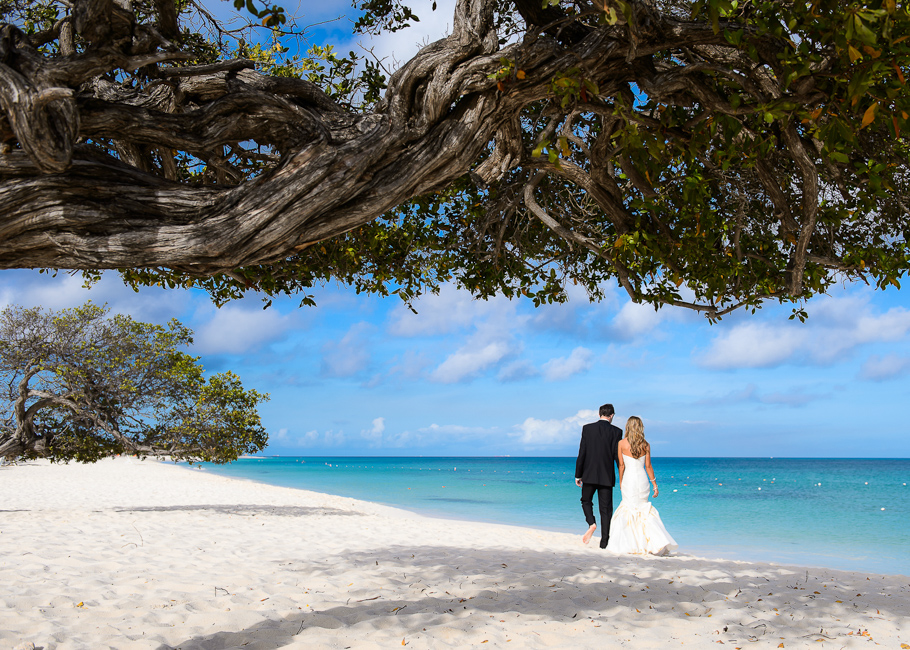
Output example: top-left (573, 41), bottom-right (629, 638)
top-left (2, 458), bottom-right (908, 649)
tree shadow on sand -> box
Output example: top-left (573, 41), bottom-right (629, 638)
top-left (156, 544), bottom-right (910, 649)
top-left (113, 504), bottom-right (360, 517)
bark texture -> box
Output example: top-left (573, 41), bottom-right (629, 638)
top-left (1, 0), bottom-right (907, 316)
top-left (0, 0), bottom-right (723, 273)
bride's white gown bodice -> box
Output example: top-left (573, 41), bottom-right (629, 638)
top-left (606, 454), bottom-right (678, 556)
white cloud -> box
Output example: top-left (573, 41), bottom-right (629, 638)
top-left (542, 347), bottom-right (594, 380)
top-left (758, 390), bottom-right (822, 407)
top-left (611, 300), bottom-right (667, 340)
top-left (850, 309), bottom-right (910, 344)
top-left (363, 0), bottom-right (456, 71)
top-left (378, 430), bottom-right (414, 447)
top-left (696, 382), bottom-right (823, 408)
top-left (0, 270), bottom-right (191, 324)
top-left (266, 428), bottom-right (348, 448)
top-left (362, 417), bottom-right (385, 443)
top-left (388, 350), bottom-right (432, 379)
top-left (859, 354), bottom-right (910, 382)
top-left (308, 430), bottom-right (345, 446)
top-left (0, 272), bottom-right (91, 312)
top-left (389, 284), bottom-right (516, 337)
top-left (419, 423), bottom-right (499, 436)
top-left (320, 323), bottom-right (372, 377)
top-left (431, 340), bottom-right (512, 383)
top-left (696, 384), bottom-right (757, 405)
top-left (806, 296), bottom-right (910, 362)
top-left (513, 409), bottom-right (597, 446)
top-left (530, 281), bottom-right (618, 336)
top-left (700, 295), bottom-right (910, 370)
top-left (388, 283), bottom-right (536, 383)
top-left (390, 284), bottom-right (528, 383)
top-left (411, 423), bottom-right (502, 448)
top-left (324, 430), bottom-right (346, 446)
top-left (497, 359), bottom-right (539, 381)
top-left (699, 323), bottom-right (807, 369)
top-left (193, 305), bottom-right (294, 355)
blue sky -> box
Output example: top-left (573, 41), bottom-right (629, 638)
top-left (2, 269), bottom-right (909, 458)
top-left (5, 1), bottom-right (908, 458)
top-left (268, 0), bottom-right (464, 68)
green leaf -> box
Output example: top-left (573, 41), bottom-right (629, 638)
top-left (709, 2), bottom-right (720, 34)
top-left (853, 13), bottom-right (878, 44)
top-left (532, 139), bottom-right (549, 157)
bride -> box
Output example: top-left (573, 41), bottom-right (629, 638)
top-left (606, 416), bottom-right (678, 556)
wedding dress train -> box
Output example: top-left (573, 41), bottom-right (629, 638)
top-left (606, 454), bottom-right (678, 556)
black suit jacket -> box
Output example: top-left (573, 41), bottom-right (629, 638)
top-left (575, 419), bottom-right (623, 487)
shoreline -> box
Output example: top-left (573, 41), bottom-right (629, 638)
top-left (3, 457), bottom-right (909, 649)
top-left (202, 463), bottom-right (909, 578)
top-left (200, 457), bottom-right (910, 578)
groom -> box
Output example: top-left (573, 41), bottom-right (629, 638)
top-left (574, 403), bottom-right (623, 548)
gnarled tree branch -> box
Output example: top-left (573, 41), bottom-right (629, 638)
top-left (0, 0), bottom-right (908, 318)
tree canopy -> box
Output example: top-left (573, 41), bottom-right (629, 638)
top-left (0, 302), bottom-right (269, 462)
top-left (2, 0), bottom-right (910, 319)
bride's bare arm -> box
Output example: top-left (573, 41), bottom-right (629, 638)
top-left (617, 443), bottom-right (626, 484)
top-left (644, 447), bottom-right (658, 497)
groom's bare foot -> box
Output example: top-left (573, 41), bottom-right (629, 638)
top-left (582, 524), bottom-right (597, 544)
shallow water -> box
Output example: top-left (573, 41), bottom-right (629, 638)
top-left (203, 456), bottom-right (910, 576)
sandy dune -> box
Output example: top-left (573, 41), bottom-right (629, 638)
top-left (2, 457), bottom-right (908, 649)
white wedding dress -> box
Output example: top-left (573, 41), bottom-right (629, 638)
top-left (606, 454), bottom-right (678, 556)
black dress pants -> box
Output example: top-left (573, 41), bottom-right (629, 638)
top-left (580, 483), bottom-right (613, 548)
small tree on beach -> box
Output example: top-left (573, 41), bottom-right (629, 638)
top-left (0, 302), bottom-right (269, 463)
top-left (2, 1), bottom-right (910, 319)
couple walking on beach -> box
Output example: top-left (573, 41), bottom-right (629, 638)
top-left (575, 404), bottom-right (677, 555)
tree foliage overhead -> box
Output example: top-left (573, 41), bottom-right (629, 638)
top-left (2, 0), bottom-right (910, 318)
top-left (0, 302), bottom-right (269, 462)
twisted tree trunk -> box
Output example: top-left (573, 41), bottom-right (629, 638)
top-left (0, 0), bottom-right (722, 273)
top-left (3, 0), bottom-right (901, 317)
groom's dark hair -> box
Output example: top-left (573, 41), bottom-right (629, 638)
top-left (599, 404), bottom-right (615, 417)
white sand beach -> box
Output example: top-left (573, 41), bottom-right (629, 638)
top-left (2, 458), bottom-right (908, 649)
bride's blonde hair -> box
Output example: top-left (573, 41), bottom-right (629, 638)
top-left (625, 416), bottom-right (648, 459)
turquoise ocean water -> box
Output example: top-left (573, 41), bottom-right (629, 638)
top-left (202, 457), bottom-right (910, 576)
